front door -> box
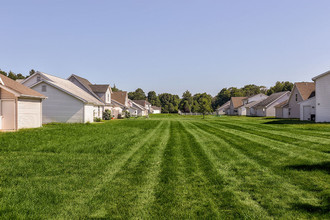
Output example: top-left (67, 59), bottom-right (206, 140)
top-left (1, 100), bottom-right (16, 130)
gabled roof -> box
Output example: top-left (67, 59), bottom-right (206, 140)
top-left (112, 91), bottom-right (128, 106)
top-left (244, 100), bottom-right (261, 108)
top-left (275, 100), bottom-right (289, 108)
top-left (254, 91), bottom-right (290, 108)
top-left (294, 82), bottom-right (315, 101)
top-left (0, 74), bottom-right (46, 99)
top-left (32, 72), bottom-right (104, 105)
top-left (152, 106), bottom-right (161, 111)
top-left (69, 74), bottom-right (94, 94)
top-left (312, 70), bottom-right (330, 81)
top-left (231, 97), bottom-right (247, 108)
top-left (132, 102), bottom-right (146, 110)
top-left (133, 100), bottom-right (151, 106)
top-left (217, 101), bottom-right (230, 110)
top-left (90, 84), bottom-right (110, 93)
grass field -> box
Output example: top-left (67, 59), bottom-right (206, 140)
top-left (0, 115), bottom-right (329, 219)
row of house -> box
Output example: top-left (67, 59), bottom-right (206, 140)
top-left (216, 70), bottom-right (330, 122)
top-left (0, 71), bottom-right (161, 131)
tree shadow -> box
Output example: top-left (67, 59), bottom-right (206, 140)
top-left (264, 119), bottom-right (315, 125)
top-left (285, 161), bottom-right (330, 174)
top-left (292, 202), bottom-right (330, 214)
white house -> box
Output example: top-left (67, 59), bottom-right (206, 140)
top-left (133, 100), bottom-right (151, 114)
top-left (312, 70), bottom-right (330, 122)
top-left (229, 97), bottom-right (246, 115)
top-left (0, 74), bottom-right (46, 130)
top-left (131, 101), bottom-right (148, 116)
top-left (21, 71), bottom-right (104, 123)
top-left (68, 74), bottom-right (112, 112)
top-left (151, 106), bottom-right (161, 114)
top-left (216, 101), bottom-right (230, 115)
top-left (299, 96), bottom-right (316, 121)
top-left (237, 94), bottom-right (268, 116)
top-left (253, 91), bottom-right (291, 117)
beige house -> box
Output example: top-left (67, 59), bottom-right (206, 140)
top-left (111, 91), bottom-right (129, 118)
top-left (21, 71), bottom-right (104, 123)
top-left (133, 100), bottom-right (151, 114)
top-left (253, 91), bottom-right (291, 117)
top-left (286, 82), bottom-right (315, 118)
top-left (0, 74), bottom-right (46, 130)
top-left (229, 97), bottom-right (246, 115)
top-left (275, 100), bottom-right (289, 118)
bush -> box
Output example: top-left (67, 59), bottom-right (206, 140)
top-left (94, 117), bottom-right (102, 122)
top-left (125, 111), bottom-right (131, 118)
top-left (103, 109), bottom-right (111, 120)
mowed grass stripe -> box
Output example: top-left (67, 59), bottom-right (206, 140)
top-left (211, 119), bottom-right (330, 152)
top-left (86, 121), bottom-right (171, 218)
top-left (205, 120), bottom-right (329, 163)
top-left (186, 121), bottom-right (326, 218)
top-left (220, 117), bottom-right (330, 140)
top-left (59, 121), bottom-right (164, 218)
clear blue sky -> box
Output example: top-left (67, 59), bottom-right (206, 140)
top-left (1, 0), bottom-right (330, 96)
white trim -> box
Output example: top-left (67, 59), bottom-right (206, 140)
top-left (312, 70), bottom-right (330, 81)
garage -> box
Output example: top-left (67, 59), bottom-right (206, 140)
top-left (17, 99), bottom-right (42, 129)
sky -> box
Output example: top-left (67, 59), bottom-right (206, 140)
top-left (1, 0), bottom-right (330, 96)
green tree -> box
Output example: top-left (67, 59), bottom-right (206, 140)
top-left (8, 71), bottom-right (17, 80)
top-left (147, 91), bottom-right (161, 106)
top-left (267, 81), bottom-right (293, 95)
top-left (158, 93), bottom-right (180, 113)
top-left (128, 88), bottom-right (146, 100)
top-left (0, 69), bottom-right (7, 76)
top-left (193, 93), bottom-right (213, 118)
top-left (179, 90), bottom-right (193, 113)
top-left (112, 84), bottom-right (120, 92)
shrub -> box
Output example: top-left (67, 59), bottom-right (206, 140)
top-left (103, 109), bottom-right (111, 120)
top-left (94, 117), bottom-right (102, 122)
top-left (125, 111), bottom-right (131, 118)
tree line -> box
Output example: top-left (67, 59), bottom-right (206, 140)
top-left (128, 81), bottom-right (293, 114)
top-left (0, 69), bottom-right (36, 80)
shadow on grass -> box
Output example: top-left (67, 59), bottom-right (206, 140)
top-left (285, 162), bottom-right (330, 174)
top-left (292, 202), bottom-right (330, 214)
top-left (264, 119), bottom-right (315, 125)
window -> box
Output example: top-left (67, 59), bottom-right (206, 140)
top-left (107, 94), bottom-right (110, 103)
top-left (41, 85), bottom-right (47, 92)
top-left (37, 76), bottom-right (41, 82)
top-left (295, 94), bottom-right (298, 101)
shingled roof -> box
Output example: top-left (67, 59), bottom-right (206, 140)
top-left (231, 97), bottom-right (247, 108)
top-left (89, 84), bottom-right (110, 93)
top-left (0, 74), bottom-right (46, 98)
top-left (254, 91), bottom-right (290, 108)
top-left (294, 82), bottom-right (315, 101)
top-left (35, 72), bottom-right (104, 105)
top-left (112, 91), bottom-right (128, 106)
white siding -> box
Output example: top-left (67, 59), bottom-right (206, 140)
top-left (300, 97), bottom-right (316, 121)
top-left (17, 98), bottom-right (42, 129)
top-left (315, 74), bottom-right (330, 122)
top-left (265, 94), bottom-right (290, 117)
top-left (84, 105), bottom-right (94, 123)
top-left (22, 73), bottom-right (47, 87)
top-left (287, 86), bottom-right (303, 118)
top-left (32, 82), bottom-right (84, 123)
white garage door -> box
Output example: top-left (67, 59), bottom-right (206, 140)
top-left (18, 99), bottom-right (41, 129)
top-left (303, 106), bottom-right (311, 121)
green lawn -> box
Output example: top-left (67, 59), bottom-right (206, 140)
top-left (0, 115), bottom-right (329, 219)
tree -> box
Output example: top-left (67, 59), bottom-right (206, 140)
top-left (29, 69), bottom-right (36, 76)
top-left (267, 81), bottom-right (293, 95)
top-left (193, 93), bottom-right (213, 118)
top-left (179, 90), bottom-right (193, 113)
top-left (128, 88), bottom-right (146, 100)
top-left (147, 91), bottom-right (161, 106)
top-left (8, 71), bottom-right (17, 80)
top-left (0, 69), bottom-right (7, 76)
top-left (112, 84), bottom-right (120, 92)
top-left (158, 93), bottom-right (180, 113)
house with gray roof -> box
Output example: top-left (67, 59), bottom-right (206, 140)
top-left (253, 91), bottom-right (291, 117)
top-left (22, 71), bottom-right (104, 123)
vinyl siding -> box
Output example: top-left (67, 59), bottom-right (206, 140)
top-left (32, 82), bottom-right (84, 123)
top-left (300, 97), bottom-right (316, 121)
top-left (315, 73), bottom-right (330, 122)
top-left (287, 86), bottom-right (303, 118)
